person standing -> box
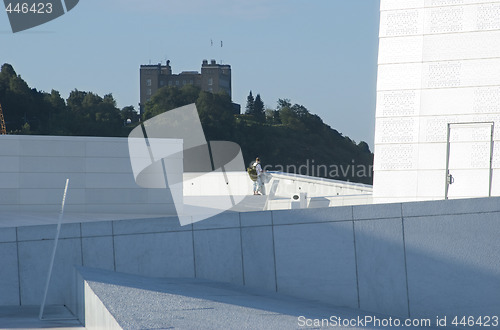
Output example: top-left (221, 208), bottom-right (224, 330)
top-left (253, 157), bottom-right (264, 195)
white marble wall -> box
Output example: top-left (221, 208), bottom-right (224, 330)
top-left (0, 135), bottom-right (182, 214)
top-left (2, 197), bottom-right (499, 322)
top-left (374, 0), bottom-right (500, 202)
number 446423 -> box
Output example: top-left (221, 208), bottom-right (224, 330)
top-left (452, 316), bottom-right (499, 327)
top-left (5, 2), bottom-right (53, 14)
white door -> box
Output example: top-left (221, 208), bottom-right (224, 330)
top-left (445, 122), bottom-right (493, 199)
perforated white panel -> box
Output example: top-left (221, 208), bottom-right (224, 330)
top-left (374, 0), bottom-right (500, 202)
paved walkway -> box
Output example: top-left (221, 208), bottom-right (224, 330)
top-left (79, 267), bottom-right (443, 329)
top-left (0, 305), bottom-right (83, 329)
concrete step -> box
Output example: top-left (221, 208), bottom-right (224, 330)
top-left (78, 267), bottom-right (442, 330)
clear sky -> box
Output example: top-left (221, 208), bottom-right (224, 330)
top-left (0, 0), bottom-right (380, 149)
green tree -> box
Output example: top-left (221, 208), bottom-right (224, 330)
top-left (357, 141), bottom-right (371, 153)
top-left (65, 89), bottom-right (124, 136)
top-left (121, 106), bottom-right (140, 124)
top-left (82, 92), bottom-right (103, 116)
top-left (0, 71), bottom-right (37, 131)
top-left (253, 94), bottom-right (265, 122)
top-left (265, 108), bottom-right (281, 124)
top-left (67, 89), bottom-right (88, 113)
top-left (21, 122), bottom-right (31, 134)
top-left (0, 64), bottom-right (16, 96)
top-left (245, 91), bottom-right (254, 115)
top-left (196, 91), bottom-right (234, 140)
top-left (45, 90), bottom-right (66, 111)
top-left (143, 85), bottom-right (200, 120)
top-left (103, 93), bottom-right (116, 107)
top-left (277, 99), bottom-right (304, 131)
top-left (0, 62), bottom-right (374, 183)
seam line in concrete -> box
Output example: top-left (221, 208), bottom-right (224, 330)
top-left (238, 213), bottom-right (245, 286)
top-left (13, 237), bottom-right (81, 243)
top-left (111, 221), bottom-right (117, 272)
top-left (192, 226), bottom-right (241, 231)
top-left (15, 227), bottom-right (21, 305)
top-left (79, 223), bottom-right (84, 266)
top-left (271, 211), bottom-right (278, 293)
top-left (79, 234), bottom-right (112, 239)
top-left (272, 219), bottom-right (356, 227)
top-left (401, 204), bottom-right (411, 318)
top-left (191, 223), bottom-right (197, 278)
top-left (353, 216), bottom-right (405, 222)
top-left (352, 206), bottom-right (361, 309)
top-left (402, 210), bottom-right (500, 219)
top-left (239, 224), bottom-right (273, 229)
top-left (110, 229), bottom-right (191, 237)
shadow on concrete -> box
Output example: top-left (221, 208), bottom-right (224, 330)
top-left (0, 305), bottom-right (82, 329)
top-left (76, 266), bottom-right (440, 330)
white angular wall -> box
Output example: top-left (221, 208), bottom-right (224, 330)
top-left (0, 135), bottom-right (182, 214)
top-left (374, 0), bottom-right (500, 203)
top-left (3, 198), bottom-right (500, 321)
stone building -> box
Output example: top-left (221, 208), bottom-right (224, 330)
top-left (139, 59), bottom-right (232, 115)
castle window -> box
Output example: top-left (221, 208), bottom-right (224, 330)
top-left (208, 78), bottom-right (213, 86)
top-left (160, 80), bottom-right (165, 86)
top-left (147, 88), bottom-right (152, 95)
top-left (175, 80), bottom-right (179, 86)
top-left (146, 79), bottom-right (152, 86)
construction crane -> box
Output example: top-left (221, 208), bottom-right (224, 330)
top-left (0, 103), bottom-right (6, 134)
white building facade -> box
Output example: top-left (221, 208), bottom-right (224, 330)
top-left (373, 0), bottom-right (500, 203)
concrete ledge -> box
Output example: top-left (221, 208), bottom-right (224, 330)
top-left (0, 227), bottom-right (16, 242)
top-left (354, 218), bottom-right (408, 317)
top-left (1, 196), bottom-right (499, 324)
top-left (114, 231), bottom-right (195, 278)
top-left (402, 196), bottom-right (500, 217)
top-left (82, 237), bottom-right (115, 271)
top-left (81, 221), bottom-right (113, 237)
top-left (112, 216), bottom-right (187, 235)
top-left (192, 212), bottom-right (240, 230)
top-left (273, 221), bottom-right (358, 308)
top-left (404, 212), bottom-right (500, 320)
top-left (0, 243), bottom-right (19, 305)
top-left (17, 223), bottom-right (80, 241)
top-left (272, 206), bottom-right (353, 225)
top-left (353, 202), bottom-right (402, 220)
top-left (241, 226), bottom-right (276, 291)
top-left (240, 210), bottom-right (272, 227)
top-left (194, 228), bottom-right (243, 284)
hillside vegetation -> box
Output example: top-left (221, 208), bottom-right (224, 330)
top-left (0, 63), bottom-right (373, 184)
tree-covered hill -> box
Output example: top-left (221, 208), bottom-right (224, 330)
top-left (144, 86), bottom-right (373, 184)
top-left (0, 63), bottom-right (139, 136)
top-left (0, 63), bottom-right (373, 184)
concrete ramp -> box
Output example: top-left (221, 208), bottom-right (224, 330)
top-left (77, 267), bottom-right (440, 330)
